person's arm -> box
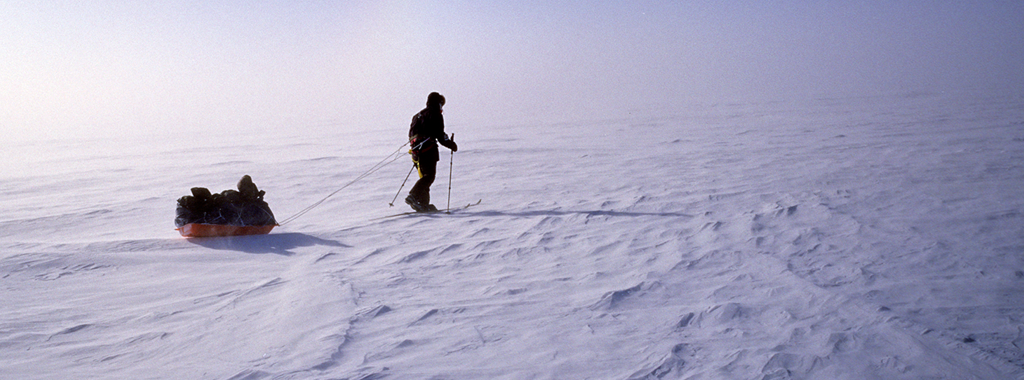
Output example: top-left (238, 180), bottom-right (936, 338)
top-left (430, 112), bottom-right (457, 151)
top-left (439, 132), bottom-right (457, 152)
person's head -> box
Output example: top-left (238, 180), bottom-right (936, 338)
top-left (427, 92), bottom-right (445, 109)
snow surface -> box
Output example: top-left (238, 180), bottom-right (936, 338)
top-left (2, 92), bottom-right (1024, 379)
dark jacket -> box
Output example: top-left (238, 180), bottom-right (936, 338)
top-left (409, 105), bottom-right (455, 159)
top-left (409, 105), bottom-right (445, 151)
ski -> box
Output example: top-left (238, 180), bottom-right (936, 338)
top-left (377, 199), bottom-right (481, 219)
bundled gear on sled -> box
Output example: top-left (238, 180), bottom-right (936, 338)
top-left (406, 92), bottom-right (457, 212)
top-left (174, 175), bottom-right (277, 237)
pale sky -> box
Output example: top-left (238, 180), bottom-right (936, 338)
top-left (2, 1), bottom-right (1022, 141)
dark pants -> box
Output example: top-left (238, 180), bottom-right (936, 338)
top-left (409, 149), bottom-right (438, 205)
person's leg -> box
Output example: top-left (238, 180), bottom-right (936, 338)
top-left (408, 149), bottom-right (438, 210)
top-left (410, 157), bottom-right (437, 205)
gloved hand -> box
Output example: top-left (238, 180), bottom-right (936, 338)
top-left (443, 140), bottom-right (458, 152)
top-left (441, 134), bottom-right (458, 152)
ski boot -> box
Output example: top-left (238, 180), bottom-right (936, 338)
top-left (405, 195), bottom-right (428, 212)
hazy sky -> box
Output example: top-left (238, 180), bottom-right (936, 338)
top-left (2, 1), bottom-right (1022, 140)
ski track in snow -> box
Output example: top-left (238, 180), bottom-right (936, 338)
top-left (2, 92), bottom-right (1024, 379)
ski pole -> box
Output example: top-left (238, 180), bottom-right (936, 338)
top-left (389, 163), bottom-right (416, 207)
top-left (446, 133), bottom-right (454, 213)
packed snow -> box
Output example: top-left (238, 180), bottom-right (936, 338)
top-left (2, 91), bottom-right (1023, 379)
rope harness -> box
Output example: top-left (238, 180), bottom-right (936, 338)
top-left (277, 137), bottom-right (429, 225)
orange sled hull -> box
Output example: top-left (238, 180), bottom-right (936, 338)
top-left (177, 223), bottom-right (276, 238)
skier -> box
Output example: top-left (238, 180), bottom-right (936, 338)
top-left (405, 92), bottom-right (457, 212)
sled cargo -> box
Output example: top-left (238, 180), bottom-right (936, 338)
top-left (175, 176), bottom-right (277, 238)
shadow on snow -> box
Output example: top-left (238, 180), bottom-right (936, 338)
top-left (457, 210), bottom-right (696, 219)
top-left (184, 232), bottom-right (349, 256)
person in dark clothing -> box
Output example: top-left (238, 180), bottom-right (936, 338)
top-left (406, 92), bottom-right (457, 212)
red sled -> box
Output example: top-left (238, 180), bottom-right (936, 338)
top-left (176, 223), bottom-right (276, 238)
